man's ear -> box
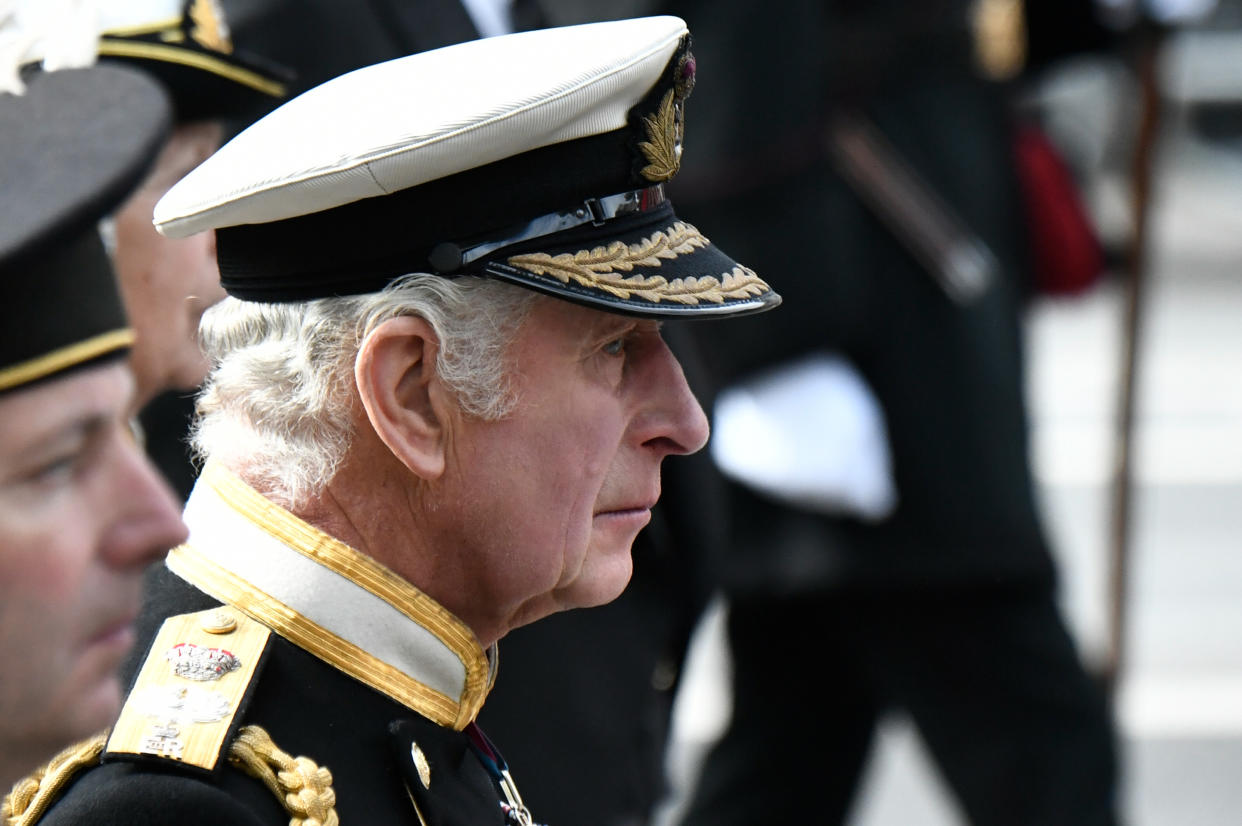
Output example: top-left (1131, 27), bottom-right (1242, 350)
top-left (355, 315), bottom-right (450, 480)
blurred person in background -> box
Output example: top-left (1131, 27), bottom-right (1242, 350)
top-left (0, 40), bottom-right (187, 788)
top-left (92, 0), bottom-right (295, 500)
top-left (417, 3), bottom-right (1221, 825)
top-left (652, 1), bottom-right (1126, 824)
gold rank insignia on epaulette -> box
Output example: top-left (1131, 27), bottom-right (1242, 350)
top-left (104, 607), bottom-right (272, 773)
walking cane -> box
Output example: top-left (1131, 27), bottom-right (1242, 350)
top-left (1105, 19), bottom-right (1167, 706)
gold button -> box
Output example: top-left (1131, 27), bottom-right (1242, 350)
top-left (411, 742), bottom-right (431, 789)
top-left (200, 610), bottom-right (237, 635)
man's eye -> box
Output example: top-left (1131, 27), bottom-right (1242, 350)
top-left (28, 455), bottom-right (78, 487)
top-left (602, 338), bottom-right (626, 357)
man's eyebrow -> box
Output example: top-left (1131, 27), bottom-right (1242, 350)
top-left (599, 315), bottom-right (654, 335)
top-left (21, 411), bottom-right (111, 456)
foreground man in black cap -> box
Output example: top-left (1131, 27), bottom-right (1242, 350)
top-left (6, 16), bottom-right (778, 826)
top-left (0, 60), bottom-right (189, 789)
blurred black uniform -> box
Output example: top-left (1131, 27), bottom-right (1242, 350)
top-left (657, 1), bottom-right (1122, 824)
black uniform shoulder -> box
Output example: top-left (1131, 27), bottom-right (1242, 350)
top-left (35, 760), bottom-right (277, 826)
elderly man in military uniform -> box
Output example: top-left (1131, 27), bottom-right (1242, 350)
top-left (0, 51), bottom-right (188, 788)
top-left (4, 16), bottom-right (779, 826)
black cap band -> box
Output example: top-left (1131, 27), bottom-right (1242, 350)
top-left (0, 230), bottom-right (132, 393)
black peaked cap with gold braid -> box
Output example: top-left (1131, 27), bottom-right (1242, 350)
top-left (0, 63), bottom-right (170, 394)
top-left (152, 16), bottom-right (783, 319)
top-left (97, 0), bottom-right (294, 125)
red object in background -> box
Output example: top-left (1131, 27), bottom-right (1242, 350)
top-left (1012, 120), bottom-right (1105, 296)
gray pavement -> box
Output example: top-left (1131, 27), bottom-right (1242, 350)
top-left (655, 51), bottom-right (1242, 826)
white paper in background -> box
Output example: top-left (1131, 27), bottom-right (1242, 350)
top-left (1095, 0), bottom-right (1219, 23)
top-left (710, 352), bottom-right (897, 521)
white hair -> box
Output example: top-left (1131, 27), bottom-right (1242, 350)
top-left (191, 274), bottom-right (538, 508)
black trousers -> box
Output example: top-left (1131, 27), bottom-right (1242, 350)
top-left (680, 585), bottom-right (1120, 826)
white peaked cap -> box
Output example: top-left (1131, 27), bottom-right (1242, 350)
top-left (151, 15), bottom-right (780, 319)
top-left (155, 16), bottom-right (688, 237)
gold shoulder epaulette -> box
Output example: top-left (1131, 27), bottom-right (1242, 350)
top-left (105, 607), bottom-right (271, 773)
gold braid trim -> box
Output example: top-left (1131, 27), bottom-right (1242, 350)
top-left (2, 732), bottom-right (107, 826)
top-left (506, 222), bottom-right (771, 305)
top-left (228, 726), bottom-right (338, 826)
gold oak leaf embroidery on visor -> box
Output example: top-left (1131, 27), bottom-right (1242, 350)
top-left (505, 222), bottom-right (771, 305)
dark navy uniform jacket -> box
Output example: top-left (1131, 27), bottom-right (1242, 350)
top-left (13, 463), bottom-right (534, 826)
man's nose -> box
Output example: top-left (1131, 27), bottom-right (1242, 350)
top-left (634, 333), bottom-right (711, 458)
top-left (99, 432), bottom-right (189, 569)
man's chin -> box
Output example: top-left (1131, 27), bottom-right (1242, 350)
top-left (563, 555), bottom-right (634, 610)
